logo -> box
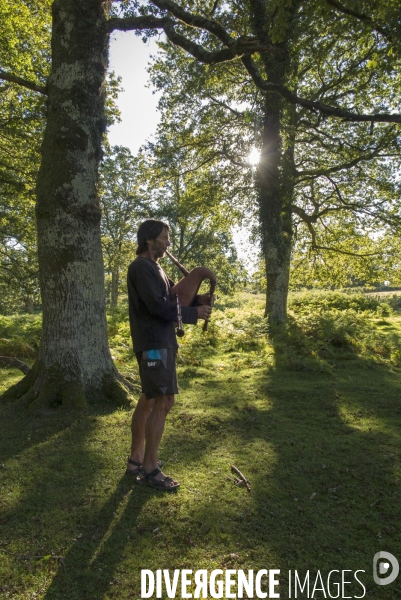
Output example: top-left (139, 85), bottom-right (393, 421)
top-left (373, 552), bottom-right (399, 586)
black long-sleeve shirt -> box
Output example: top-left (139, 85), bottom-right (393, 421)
top-left (127, 256), bottom-right (198, 352)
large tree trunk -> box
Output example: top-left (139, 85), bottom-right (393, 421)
top-left (1, 0), bottom-right (130, 409)
top-left (252, 2), bottom-right (298, 324)
top-left (258, 94), bottom-right (295, 325)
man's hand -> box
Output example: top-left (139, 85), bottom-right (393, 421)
top-left (197, 305), bottom-right (212, 320)
top-left (197, 293), bottom-right (213, 305)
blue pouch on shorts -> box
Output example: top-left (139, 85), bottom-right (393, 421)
top-left (142, 349), bottom-right (161, 369)
top-left (142, 349), bottom-right (169, 370)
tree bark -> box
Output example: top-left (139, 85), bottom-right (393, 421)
top-left (257, 95), bottom-right (294, 325)
top-left (252, 1), bottom-right (298, 324)
top-left (23, 296), bottom-right (34, 314)
top-left (111, 268), bottom-right (119, 306)
top-left (1, 0), bottom-right (130, 409)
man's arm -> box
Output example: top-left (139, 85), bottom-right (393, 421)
top-left (131, 260), bottom-right (202, 324)
top-left (130, 261), bottom-right (178, 321)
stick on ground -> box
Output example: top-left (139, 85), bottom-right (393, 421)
top-left (231, 465), bottom-right (251, 492)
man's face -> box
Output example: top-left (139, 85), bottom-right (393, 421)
top-left (149, 228), bottom-right (170, 259)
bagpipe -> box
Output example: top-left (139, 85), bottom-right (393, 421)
top-left (165, 250), bottom-right (216, 337)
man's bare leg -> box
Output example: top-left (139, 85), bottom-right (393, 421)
top-left (140, 394), bottom-right (178, 487)
top-left (127, 393), bottom-right (155, 472)
top-left (141, 394), bottom-right (174, 471)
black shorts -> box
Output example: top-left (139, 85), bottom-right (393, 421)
top-left (135, 348), bottom-right (178, 400)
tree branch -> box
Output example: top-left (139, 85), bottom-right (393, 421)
top-left (326, 0), bottom-right (393, 43)
top-left (106, 15), bottom-right (166, 32)
top-left (310, 244), bottom-right (381, 257)
top-left (292, 205), bottom-right (319, 245)
top-left (150, 0), bottom-right (234, 45)
top-left (209, 0), bottom-right (220, 17)
top-left (162, 21), bottom-right (257, 64)
top-left (207, 95), bottom-right (243, 117)
top-left (222, 143), bottom-right (249, 168)
top-left (293, 205), bottom-right (391, 257)
top-left (108, 5), bottom-right (400, 123)
top-left (0, 356), bottom-right (31, 374)
top-left (109, 0), bottom-right (235, 46)
top-left (241, 55), bottom-right (401, 123)
top-left (108, 15), bottom-right (273, 64)
top-left (296, 146), bottom-right (384, 181)
top-left (0, 70), bottom-right (47, 95)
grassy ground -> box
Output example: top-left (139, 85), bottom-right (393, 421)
top-left (0, 292), bottom-right (401, 599)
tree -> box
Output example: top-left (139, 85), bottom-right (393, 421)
top-left (99, 144), bottom-right (150, 306)
top-left (0, 0), bottom-right (50, 314)
top-left (138, 139), bottom-right (248, 291)
top-left (1, 0), bottom-right (400, 407)
top-left (99, 138), bottom-right (248, 299)
top-left (142, 0), bottom-right (401, 320)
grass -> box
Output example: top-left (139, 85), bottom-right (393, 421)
top-left (0, 292), bottom-right (401, 599)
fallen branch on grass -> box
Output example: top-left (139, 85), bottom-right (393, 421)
top-left (231, 465), bottom-right (251, 492)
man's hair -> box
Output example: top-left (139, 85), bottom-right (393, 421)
top-left (136, 219), bottom-right (169, 255)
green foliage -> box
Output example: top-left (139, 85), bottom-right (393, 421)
top-left (272, 290), bottom-right (401, 370)
top-left (0, 0), bottom-right (51, 313)
top-left (0, 0), bottom-right (51, 83)
top-left (273, 309), bottom-right (401, 370)
top-left (288, 290), bottom-right (390, 315)
top-left (291, 223), bottom-right (401, 291)
top-left (138, 140), bottom-right (249, 293)
top-left (177, 320), bottom-right (219, 365)
top-left (175, 294), bottom-right (268, 365)
top-left (382, 293), bottom-right (401, 312)
top-left (106, 302), bottom-right (138, 379)
top-left (2, 291), bottom-right (401, 378)
top-left (175, 290), bottom-right (401, 372)
top-left (0, 313), bottom-right (41, 359)
top-left (99, 144), bottom-right (146, 305)
top-left (179, 290), bottom-right (401, 371)
top-left (98, 142), bottom-right (248, 303)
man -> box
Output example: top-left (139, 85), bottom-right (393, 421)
top-left (126, 220), bottom-right (212, 491)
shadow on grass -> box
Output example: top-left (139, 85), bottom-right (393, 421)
top-left (155, 330), bottom-right (401, 597)
top-left (1, 329), bottom-right (401, 599)
top-left (42, 479), bottom-right (155, 600)
top-left (0, 400), bottom-right (161, 600)
top-left (0, 395), bottom-right (116, 464)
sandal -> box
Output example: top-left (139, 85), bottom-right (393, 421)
top-left (125, 457), bottom-right (164, 476)
top-left (137, 467), bottom-right (180, 491)
top-left (125, 457), bottom-right (142, 476)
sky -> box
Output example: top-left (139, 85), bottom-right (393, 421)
top-left (108, 32), bottom-right (161, 154)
